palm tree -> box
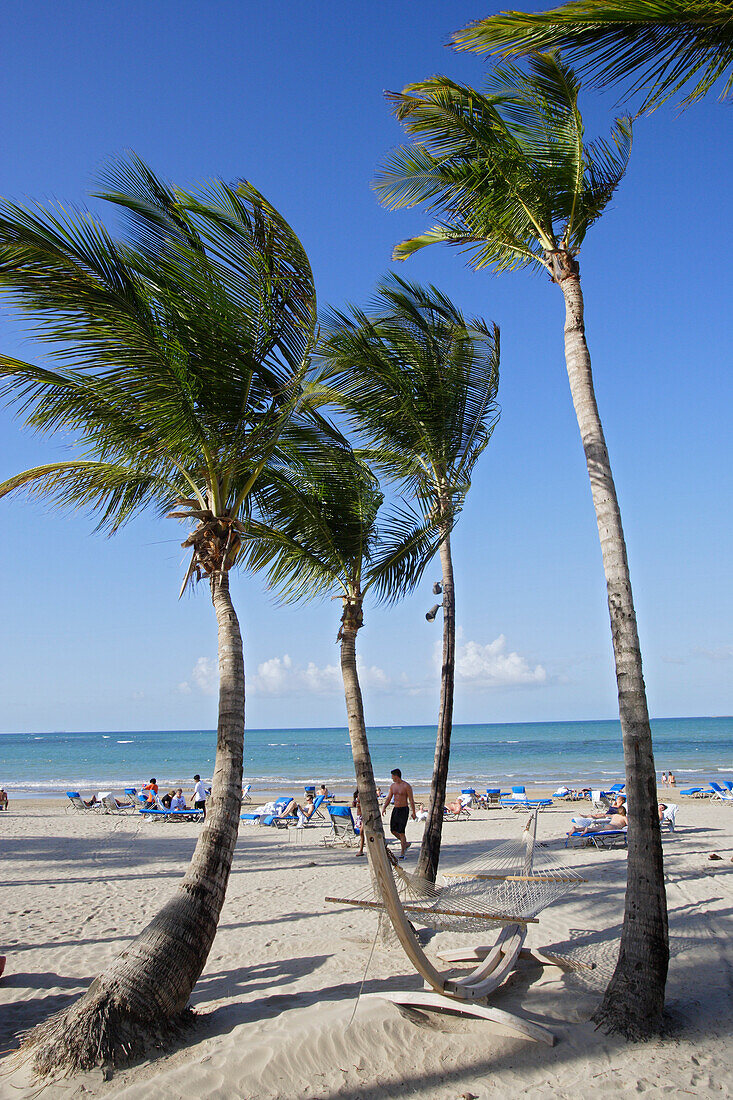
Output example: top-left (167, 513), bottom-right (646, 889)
top-left (317, 275), bottom-right (500, 882)
top-left (374, 55), bottom-right (668, 1038)
top-left (248, 447), bottom-right (449, 982)
top-left (0, 156), bottom-right (321, 1073)
top-left (454, 0), bottom-right (733, 112)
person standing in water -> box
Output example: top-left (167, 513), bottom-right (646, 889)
top-left (381, 768), bottom-right (416, 859)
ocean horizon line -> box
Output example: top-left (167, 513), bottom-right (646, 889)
top-left (2, 713), bottom-right (731, 738)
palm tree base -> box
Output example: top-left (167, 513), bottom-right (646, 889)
top-left (20, 988), bottom-right (195, 1076)
top-left (592, 970), bottom-right (666, 1040)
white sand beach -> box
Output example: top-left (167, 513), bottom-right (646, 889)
top-left (1, 792), bottom-right (732, 1099)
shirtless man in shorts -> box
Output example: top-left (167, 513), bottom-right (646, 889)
top-left (381, 768), bottom-right (416, 858)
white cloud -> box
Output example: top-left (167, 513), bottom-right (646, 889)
top-left (251, 654), bottom-right (389, 696)
top-left (697, 645), bottom-right (733, 663)
top-left (179, 656), bottom-right (218, 696)
top-left (439, 634), bottom-right (547, 689)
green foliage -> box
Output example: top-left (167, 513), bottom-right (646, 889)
top-left (244, 446), bottom-right (440, 609)
top-left (0, 155), bottom-right (329, 575)
top-left (318, 274), bottom-right (500, 522)
top-left (375, 55), bottom-right (631, 273)
top-left (454, 0), bottom-right (733, 112)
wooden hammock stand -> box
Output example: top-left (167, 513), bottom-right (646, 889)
top-left (328, 808), bottom-right (581, 1045)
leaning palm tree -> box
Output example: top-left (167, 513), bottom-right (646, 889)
top-left (454, 0), bottom-right (733, 112)
top-left (0, 156), bottom-right (322, 1073)
top-left (317, 275), bottom-right (500, 882)
top-left (248, 447), bottom-right (444, 976)
top-left (374, 55), bottom-right (667, 1038)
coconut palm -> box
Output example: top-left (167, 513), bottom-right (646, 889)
top-left (248, 447), bottom-right (447, 977)
top-left (374, 55), bottom-right (667, 1038)
top-left (317, 275), bottom-right (500, 882)
top-left (454, 1), bottom-right (733, 112)
top-left (0, 156), bottom-right (323, 1073)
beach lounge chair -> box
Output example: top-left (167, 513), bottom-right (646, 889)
top-left (241, 796), bottom-right (288, 825)
top-left (679, 785), bottom-right (707, 797)
top-left (484, 788), bottom-right (504, 807)
top-left (242, 784), bottom-right (252, 804)
top-left (500, 787), bottom-right (553, 811)
top-left (323, 805), bottom-right (360, 847)
top-left (139, 794), bottom-right (203, 822)
top-left (101, 794), bottom-right (128, 815)
top-left (660, 804), bottom-right (678, 831)
top-left (460, 789), bottom-right (477, 806)
top-left (566, 826), bottom-right (628, 849)
top-left (709, 783), bottom-right (729, 800)
top-left (66, 792), bottom-right (101, 814)
top-left (444, 794), bottom-right (472, 819)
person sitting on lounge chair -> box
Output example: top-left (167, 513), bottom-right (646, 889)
top-left (279, 792), bottom-right (320, 823)
top-left (84, 790), bottom-right (127, 809)
top-left (445, 795), bottom-right (471, 817)
top-left (576, 805), bottom-right (627, 834)
top-left (318, 784), bottom-right (333, 800)
top-left (142, 779), bottom-right (158, 806)
top-left (170, 789), bottom-right (187, 811)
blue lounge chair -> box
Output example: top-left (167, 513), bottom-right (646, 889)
top-left (500, 786), bottom-right (553, 811)
top-left (241, 796), bottom-right (295, 827)
top-left (566, 827), bottom-right (627, 849)
top-left (680, 786), bottom-right (706, 797)
top-left (323, 805), bottom-right (360, 847)
top-left (139, 795), bottom-right (203, 822)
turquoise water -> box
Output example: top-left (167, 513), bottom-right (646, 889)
top-left (1, 717), bottom-right (731, 797)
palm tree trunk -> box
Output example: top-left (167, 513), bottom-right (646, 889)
top-left (22, 570), bottom-right (246, 1075)
top-left (558, 261), bottom-right (668, 1038)
top-left (417, 527), bottom-right (456, 882)
top-left (339, 597), bottom-right (446, 993)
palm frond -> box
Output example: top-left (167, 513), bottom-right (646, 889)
top-left (365, 504), bottom-right (443, 605)
top-left (376, 59), bottom-right (633, 269)
top-left (0, 461), bottom-right (180, 533)
top-left (0, 154), bottom-right (321, 585)
top-left (454, 1), bottom-right (733, 111)
top-left (318, 274), bottom-right (500, 514)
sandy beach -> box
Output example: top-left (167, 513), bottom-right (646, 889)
top-left (1, 791), bottom-right (732, 1099)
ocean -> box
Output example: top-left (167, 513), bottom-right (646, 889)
top-left (1, 716), bottom-right (731, 797)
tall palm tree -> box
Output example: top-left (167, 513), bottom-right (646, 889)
top-left (248, 448), bottom-right (448, 981)
top-left (374, 55), bottom-right (668, 1038)
top-left (317, 275), bottom-right (500, 882)
top-left (0, 156), bottom-right (322, 1073)
top-left (454, 0), bottom-right (733, 112)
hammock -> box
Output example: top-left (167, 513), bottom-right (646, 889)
top-left (325, 810), bottom-right (586, 1044)
top-left (326, 811), bottom-right (585, 932)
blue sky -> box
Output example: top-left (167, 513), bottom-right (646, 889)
top-left (1, 1), bottom-right (730, 734)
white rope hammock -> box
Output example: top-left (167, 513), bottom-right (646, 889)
top-left (327, 813), bottom-right (585, 933)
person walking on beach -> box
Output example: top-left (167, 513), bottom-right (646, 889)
top-left (382, 768), bottom-right (416, 859)
top-left (192, 774), bottom-right (207, 820)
